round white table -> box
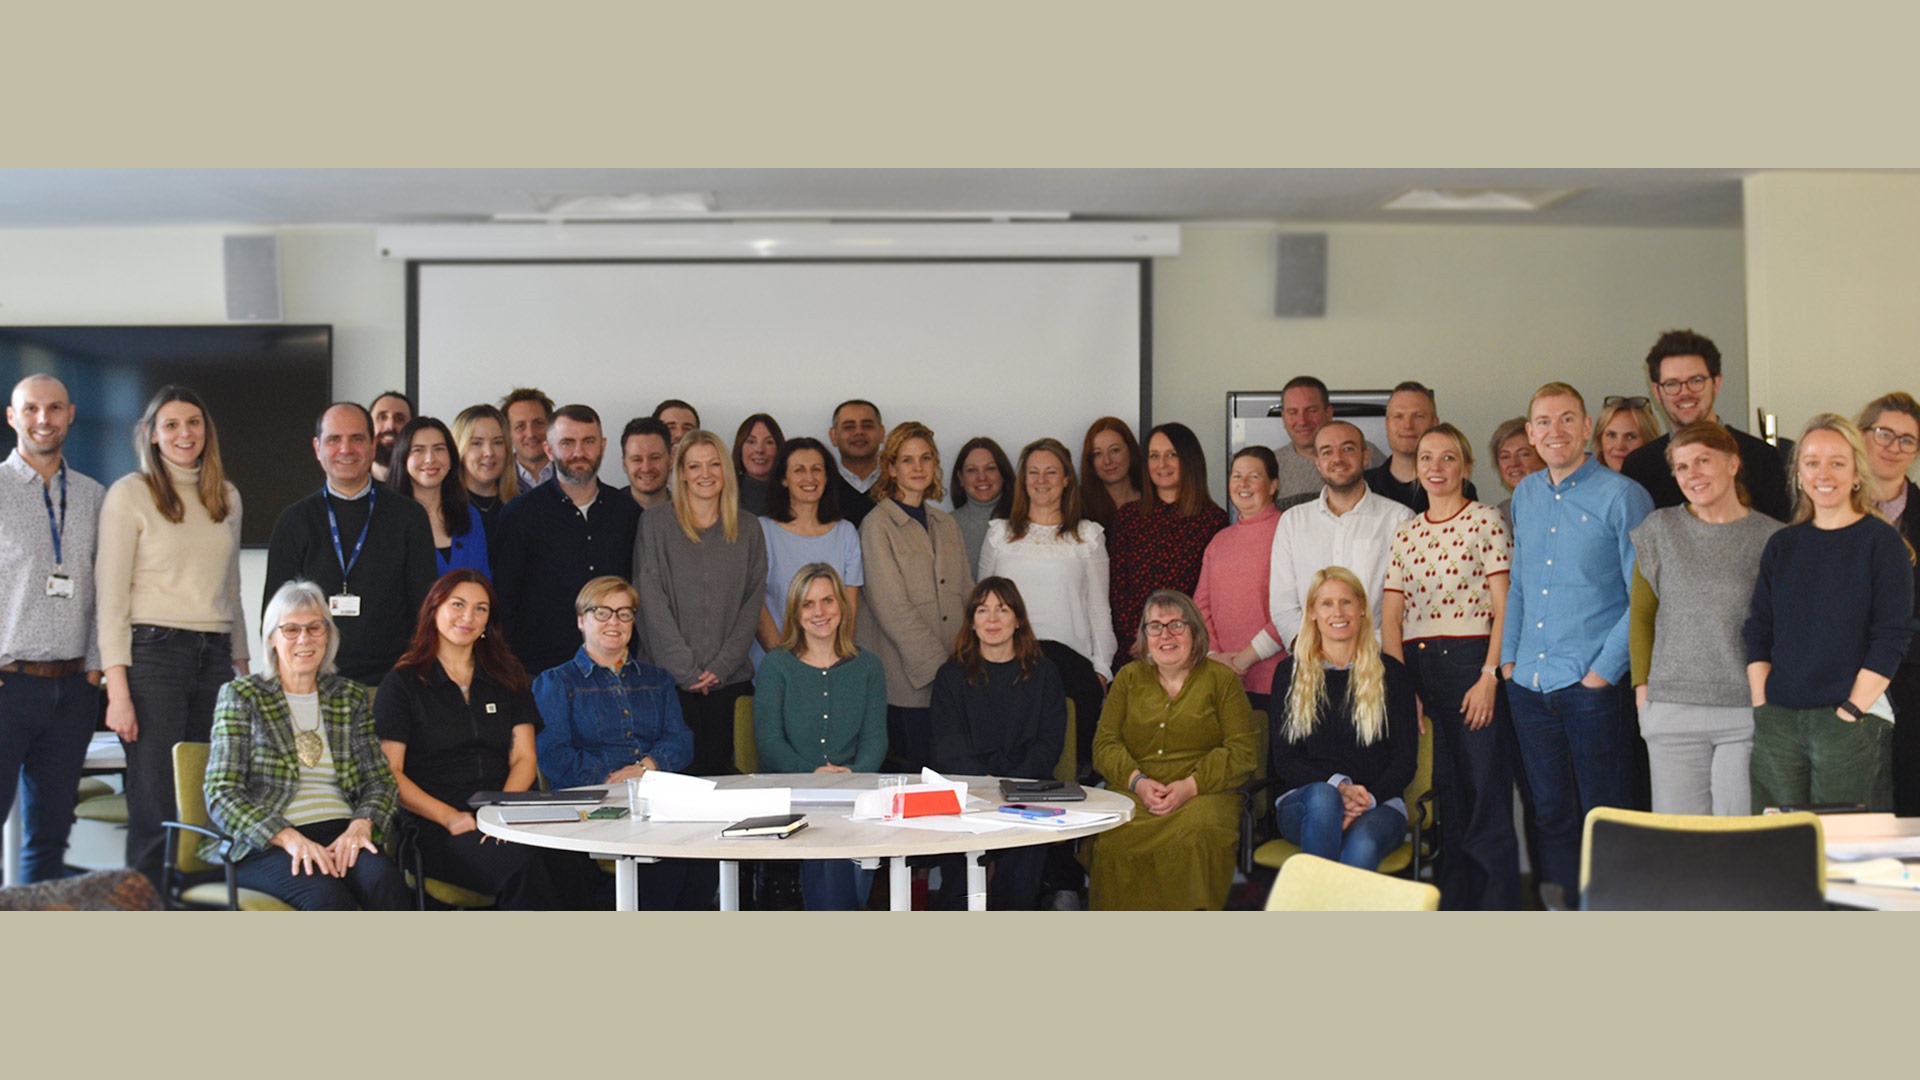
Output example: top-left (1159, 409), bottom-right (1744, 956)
top-left (475, 772), bottom-right (1133, 911)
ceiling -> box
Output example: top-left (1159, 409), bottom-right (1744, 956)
top-left (0, 168), bottom-right (1764, 230)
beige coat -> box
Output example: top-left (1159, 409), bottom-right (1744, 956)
top-left (854, 499), bottom-right (975, 707)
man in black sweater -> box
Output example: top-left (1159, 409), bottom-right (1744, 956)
top-left (1620, 329), bottom-right (1792, 521)
top-left (492, 404), bottom-right (641, 677)
top-left (1362, 380), bottom-right (1478, 512)
top-left (264, 402), bottom-right (438, 686)
top-left (827, 399), bottom-right (885, 528)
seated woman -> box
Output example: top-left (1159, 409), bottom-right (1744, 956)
top-left (377, 569), bottom-right (604, 909)
top-left (929, 577), bottom-right (1068, 910)
top-left (531, 575), bottom-right (714, 910)
top-left (754, 563), bottom-right (888, 910)
top-left (204, 579), bottom-right (410, 910)
top-left (1270, 567), bottom-right (1418, 870)
top-left (1090, 589), bottom-right (1257, 910)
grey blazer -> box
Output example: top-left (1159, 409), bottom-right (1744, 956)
top-left (853, 498), bottom-right (975, 707)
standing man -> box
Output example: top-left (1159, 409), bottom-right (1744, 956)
top-left (827, 399), bottom-right (885, 528)
top-left (1621, 329), bottom-right (1791, 520)
top-left (0, 375), bottom-right (103, 884)
top-left (652, 399), bottom-right (700, 452)
top-left (264, 402), bottom-right (438, 686)
top-left (368, 390), bottom-right (414, 486)
top-left (1273, 375), bottom-right (1387, 508)
top-left (1264, 420), bottom-right (1414, 652)
top-left (1364, 380), bottom-right (1478, 512)
top-left (1501, 382), bottom-right (1654, 899)
top-left (493, 405), bottom-right (641, 677)
top-left (621, 416), bottom-right (673, 511)
top-left (502, 387), bottom-right (556, 494)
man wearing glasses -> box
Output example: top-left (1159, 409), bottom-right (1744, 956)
top-left (1620, 329), bottom-right (1792, 520)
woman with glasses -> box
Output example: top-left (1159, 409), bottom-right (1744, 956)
top-left (203, 579), bottom-right (409, 910)
top-left (1856, 392), bottom-right (1920, 814)
top-left (1106, 422), bottom-right (1228, 673)
top-left (1089, 589), bottom-right (1257, 910)
top-left (533, 575), bottom-right (712, 909)
top-left (1592, 396), bottom-right (1661, 473)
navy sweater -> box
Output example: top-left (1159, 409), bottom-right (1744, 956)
top-left (1267, 655), bottom-right (1418, 799)
top-left (1744, 516), bottom-right (1917, 708)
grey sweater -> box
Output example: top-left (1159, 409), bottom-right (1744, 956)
top-left (1629, 506), bottom-right (1782, 706)
top-left (632, 508), bottom-right (770, 689)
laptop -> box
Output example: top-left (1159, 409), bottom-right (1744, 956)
top-left (468, 788), bottom-right (607, 808)
top-left (999, 778), bottom-right (1087, 803)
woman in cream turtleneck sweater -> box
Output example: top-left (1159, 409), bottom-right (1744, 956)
top-left (97, 386), bottom-right (250, 889)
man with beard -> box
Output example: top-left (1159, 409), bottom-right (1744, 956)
top-left (1264, 420), bottom-right (1413, 651)
top-left (492, 404), bottom-right (641, 676)
top-left (368, 390), bottom-right (414, 486)
top-left (826, 399), bottom-right (885, 528)
top-left (264, 402), bottom-right (438, 685)
top-left (1, 375), bottom-right (104, 882)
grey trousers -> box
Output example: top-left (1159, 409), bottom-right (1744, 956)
top-left (1639, 699), bottom-right (1753, 816)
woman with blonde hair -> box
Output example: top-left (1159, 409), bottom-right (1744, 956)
top-left (452, 403), bottom-right (517, 545)
top-left (633, 428), bottom-right (769, 776)
top-left (1592, 396), bottom-right (1662, 473)
top-left (1745, 414), bottom-right (1915, 812)
top-left (1269, 567), bottom-right (1417, 869)
top-left (97, 384), bottom-right (250, 888)
top-left (854, 421), bottom-right (973, 773)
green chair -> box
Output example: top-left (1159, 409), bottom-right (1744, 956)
top-left (734, 694), bottom-right (760, 774)
top-left (159, 742), bottom-right (293, 911)
top-left (1265, 853), bottom-right (1440, 911)
top-left (1241, 722), bottom-right (1437, 881)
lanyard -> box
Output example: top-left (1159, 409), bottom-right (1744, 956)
top-left (42, 460), bottom-right (68, 568)
top-left (323, 484), bottom-right (375, 585)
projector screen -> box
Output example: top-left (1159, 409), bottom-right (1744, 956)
top-left (410, 261), bottom-right (1147, 495)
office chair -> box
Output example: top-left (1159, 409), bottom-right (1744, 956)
top-left (734, 694), bottom-right (760, 774)
top-left (394, 821), bottom-right (498, 911)
top-left (159, 742), bottom-right (293, 911)
top-left (1265, 853), bottom-right (1440, 911)
top-left (1565, 807), bottom-right (1826, 911)
top-left (1240, 722), bottom-right (1437, 881)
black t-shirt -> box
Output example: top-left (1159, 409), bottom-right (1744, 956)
top-left (1364, 461), bottom-right (1478, 514)
top-left (375, 660), bottom-right (543, 810)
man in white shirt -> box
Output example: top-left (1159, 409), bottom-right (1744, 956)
top-left (1261, 420), bottom-right (1414, 654)
top-left (501, 387), bottom-right (556, 493)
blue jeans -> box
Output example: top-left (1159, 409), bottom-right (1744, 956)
top-left (0, 670), bottom-right (96, 882)
top-left (1276, 782), bottom-right (1408, 869)
top-left (801, 859), bottom-right (875, 911)
top-left (1507, 680), bottom-right (1637, 894)
top-left (123, 626), bottom-right (231, 887)
top-left (1407, 638), bottom-right (1520, 910)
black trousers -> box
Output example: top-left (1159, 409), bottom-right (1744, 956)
top-left (933, 845), bottom-right (1050, 910)
top-left (232, 818), bottom-right (411, 910)
top-left (678, 681), bottom-right (752, 776)
top-left (405, 810), bottom-right (607, 909)
top-left (884, 705), bottom-right (930, 774)
top-left (1890, 663), bottom-right (1920, 817)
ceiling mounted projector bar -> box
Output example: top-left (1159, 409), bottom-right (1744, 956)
top-left (376, 222), bottom-right (1181, 261)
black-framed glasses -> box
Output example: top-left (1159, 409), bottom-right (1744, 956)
top-left (1145, 619), bottom-right (1190, 636)
top-left (1655, 374), bottom-right (1712, 396)
top-left (1866, 425), bottom-right (1920, 454)
top-left (1603, 395), bottom-right (1650, 410)
top-left (586, 605), bottom-right (637, 624)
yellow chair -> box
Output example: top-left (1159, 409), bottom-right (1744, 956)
top-left (1265, 853), bottom-right (1441, 911)
top-left (734, 694), bottom-right (760, 774)
top-left (160, 742), bottom-right (293, 911)
top-left (396, 823), bottom-right (498, 910)
top-left (1244, 722), bottom-right (1435, 880)
top-left (1570, 807), bottom-right (1826, 911)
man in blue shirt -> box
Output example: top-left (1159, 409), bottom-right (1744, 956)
top-left (1500, 382), bottom-right (1654, 898)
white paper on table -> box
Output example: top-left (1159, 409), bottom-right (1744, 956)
top-left (960, 809), bottom-right (1120, 830)
top-left (875, 814), bottom-right (1018, 834)
top-left (789, 788), bottom-right (861, 805)
top-left (637, 770), bottom-right (718, 791)
top-left (1826, 858), bottom-right (1920, 888)
top-left (642, 787), bottom-right (790, 822)
top-left (847, 769), bottom-right (969, 820)
top-left (1825, 837), bottom-right (1920, 861)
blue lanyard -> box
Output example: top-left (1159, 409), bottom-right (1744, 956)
top-left (42, 460), bottom-right (68, 568)
top-left (323, 484), bottom-right (375, 585)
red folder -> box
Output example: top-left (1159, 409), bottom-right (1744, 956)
top-left (897, 788), bottom-right (963, 817)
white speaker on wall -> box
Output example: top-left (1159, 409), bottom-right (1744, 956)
top-left (1275, 232), bottom-right (1327, 318)
top-left (223, 234), bottom-right (282, 322)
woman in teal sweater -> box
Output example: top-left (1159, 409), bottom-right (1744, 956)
top-left (753, 562), bottom-right (888, 908)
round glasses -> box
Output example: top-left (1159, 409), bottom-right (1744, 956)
top-left (1655, 374), bottom-right (1712, 396)
top-left (1865, 425), bottom-right (1920, 454)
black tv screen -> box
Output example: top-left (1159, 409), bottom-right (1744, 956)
top-left (0, 325), bottom-right (332, 547)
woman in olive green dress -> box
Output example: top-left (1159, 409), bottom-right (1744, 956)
top-left (1090, 588), bottom-right (1259, 909)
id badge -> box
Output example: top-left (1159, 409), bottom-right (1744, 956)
top-left (46, 574), bottom-right (75, 599)
top-left (329, 592), bottom-right (362, 617)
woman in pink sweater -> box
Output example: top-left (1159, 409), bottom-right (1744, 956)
top-left (1194, 446), bottom-right (1285, 712)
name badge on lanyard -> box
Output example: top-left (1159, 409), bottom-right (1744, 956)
top-left (330, 593), bottom-right (362, 618)
top-left (46, 574), bottom-right (74, 599)
top-left (324, 484), bottom-right (374, 619)
top-left (43, 462), bottom-right (72, 599)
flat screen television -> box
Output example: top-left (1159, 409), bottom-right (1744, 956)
top-left (0, 325), bottom-right (333, 547)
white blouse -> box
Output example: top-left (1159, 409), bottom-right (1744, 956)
top-left (977, 518), bottom-right (1118, 680)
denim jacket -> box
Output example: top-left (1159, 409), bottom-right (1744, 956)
top-left (532, 646), bottom-right (694, 789)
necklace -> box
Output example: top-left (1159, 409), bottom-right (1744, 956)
top-left (290, 713), bottom-right (324, 768)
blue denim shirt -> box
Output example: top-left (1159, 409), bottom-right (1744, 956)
top-left (532, 646), bottom-right (694, 789)
top-left (1501, 455), bottom-right (1653, 693)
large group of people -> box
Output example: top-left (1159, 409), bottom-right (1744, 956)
top-left (3, 323), bottom-right (1915, 911)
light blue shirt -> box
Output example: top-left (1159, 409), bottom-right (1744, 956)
top-left (1500, 455), bottom-right (1652, 693)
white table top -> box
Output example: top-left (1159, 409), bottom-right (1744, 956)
top-left (476, 773), bottom-right (1133, 862)
top-left (1822, 813), bottom-right (1920, 911)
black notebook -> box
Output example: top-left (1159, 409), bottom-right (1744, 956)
top-left (720, 813), bottom-right (809, 839)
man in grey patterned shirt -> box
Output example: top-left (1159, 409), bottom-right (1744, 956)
top-left (1, 374), bottom-right (104, 883)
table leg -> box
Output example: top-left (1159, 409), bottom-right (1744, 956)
top-left (889, 856), bottom-right (910, 912)
top-left (614, 857), bottom-right (638, 911)
top-left (966, 849), bottom-right (987, 911)
top-left (719, 860), bottom-right (740, 911)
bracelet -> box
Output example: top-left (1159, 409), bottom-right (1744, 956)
top-left (1129, 772), bottom-right (1146, 793)
top-left (1480, 665), bottom-right (1498, 677)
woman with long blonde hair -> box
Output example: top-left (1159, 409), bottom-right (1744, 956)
top-left (1269, 567), bottom-right (1418, 870)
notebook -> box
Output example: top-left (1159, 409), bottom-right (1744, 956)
top-left (719, 813), bottom-right (809, 839)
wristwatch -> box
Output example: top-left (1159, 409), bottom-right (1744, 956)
top-left (1838, 700), bottom-right (1865, 720)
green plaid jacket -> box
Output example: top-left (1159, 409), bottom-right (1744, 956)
top-left (203, 673), bottom-right (399, 863)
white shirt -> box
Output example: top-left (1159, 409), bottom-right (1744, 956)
top-left (515, 458), bottom-right (555, 492)
top-left (1261, 485), bottom-right (1414, 655)
top-left (977, 519), bottom-right (1118, 680)
top-left (837, 461), bottom-right (878, 493)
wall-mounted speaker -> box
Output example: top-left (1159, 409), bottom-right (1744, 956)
top-left (1275, 232), bottom-right (1327, 318)
top-left (223, 234), bottom-right (282, 322)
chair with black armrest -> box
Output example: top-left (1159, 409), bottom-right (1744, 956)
top-left (159, 741), bottom-right (293, 911)
top-left (1566, 807), bottom-right (1826, 911)
top-left (1265, 852), bottom-right (1441, 911)
top-left (734, 694), bottom-right (759, 775)
top-left (393, 816), bottom-right (498, 911)
top-left (1240, 721), bottom-right (1438, 882)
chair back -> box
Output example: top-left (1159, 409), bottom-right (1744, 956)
top-left (172, 742), bottom-right (217, 875)
top-left (1266, 853), bottom-right (1440, 911)
top-left (1405, 722), bottom-right (1434, 827)
top-left (1053, 700), bottom-right (1076, 784)
top-left (734, 694), bottom-right (760, 774)
top-left (1579, 807), bottom-right (1827, 910)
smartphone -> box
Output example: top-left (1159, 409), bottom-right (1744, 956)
top-left (586, 805), bottom-right (632, 820)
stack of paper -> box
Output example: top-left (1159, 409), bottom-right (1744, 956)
top-left (637, 771), bottom-right (791, 821)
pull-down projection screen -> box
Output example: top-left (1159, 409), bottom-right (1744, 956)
top-left (411, 261), bottom-right (1147, 492)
